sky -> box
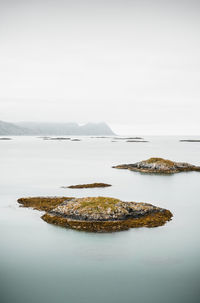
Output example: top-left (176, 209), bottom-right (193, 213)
top-left (0, 0), bottom-right (200, 135)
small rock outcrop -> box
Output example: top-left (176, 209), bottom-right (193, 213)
top-left (113, 137), bottom-right (144, 140)
top-left (113, 157), bottom-right (200, 174)
top-left (63, 183), bottom-right (112, 189)
top-left (0, 137), bottom-right (12, 140)
top-left (180, 140), bottom-right (200, 142)
top-left (18, 196), bottom-right (172, 232)
top-left (43, 137), bottom-right (71, 140)
top-left (126, 140), bottom-right (148, 143)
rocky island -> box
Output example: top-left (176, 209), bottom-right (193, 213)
top-left (113, 157), bottom-right (200, 174)
top-left (17, 196), bottom-right (172, 232)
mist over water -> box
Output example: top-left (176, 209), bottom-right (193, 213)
top-left (0, 136), bottom-right (200, 303)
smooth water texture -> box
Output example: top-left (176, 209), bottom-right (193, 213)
top-left (0, 136), bottom-right (200, 303)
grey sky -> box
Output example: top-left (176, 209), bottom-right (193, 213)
top-left (0, 0), bottom-right (200, 134)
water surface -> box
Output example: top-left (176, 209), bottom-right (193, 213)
top-left (0, 136), bottom-right (200, 303)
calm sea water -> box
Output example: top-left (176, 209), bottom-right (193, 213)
top-left (0, 136), bottom-right (200, 303)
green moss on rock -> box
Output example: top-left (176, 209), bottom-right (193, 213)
top-left (145, 158), bottom-right (174, 166)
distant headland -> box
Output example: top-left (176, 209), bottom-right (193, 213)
top-left (0, 120), bottom-right (115, 136)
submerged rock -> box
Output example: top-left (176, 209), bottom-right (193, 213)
top-left (43, 137), bottom-right (71, 140)
top-left (113, 137), bottom-right (144, 140)
top-left (17, 196), bottom-right (172, 232)
top-left (63, 183), bottom-right (112, 189)
top-left (113, 157), bottom-right (200, 174)
top-left (126, 140), bottom-right (148, 143)
top-left (90, 136), bottom-right (109, 138)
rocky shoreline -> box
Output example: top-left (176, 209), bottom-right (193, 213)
top-left (113, 157), bottom-right (200, 174)
top-left (17, 196), bottom-right (172, 232)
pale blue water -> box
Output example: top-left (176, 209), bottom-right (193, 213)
top-left (0, 136), bottom-right (200, 303)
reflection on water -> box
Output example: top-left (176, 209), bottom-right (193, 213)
top-left (0, 136), bottom-right (200, 303)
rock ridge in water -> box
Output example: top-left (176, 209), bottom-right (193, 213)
top-left (113, 157), bottom-right (200, 174)
top-left (180, 139), bottom-right (200, 142)
top-left (18, 196), bottom-right (172, 232)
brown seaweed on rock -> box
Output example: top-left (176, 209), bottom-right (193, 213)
top-left (42, 210), bottom-right (172, 232)
top-left (17, 197), bottom-right (74, 211)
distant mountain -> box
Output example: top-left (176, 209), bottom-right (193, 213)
top-left (0, 120), bottom-right (115, 136)
top-left (0, 120), bottom-right (32, 135)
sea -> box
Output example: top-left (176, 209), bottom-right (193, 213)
top-left (0, 136), bottom-right (200, 303)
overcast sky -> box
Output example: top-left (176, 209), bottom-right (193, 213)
top-left (0, 0), bottom-right (200, 134)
